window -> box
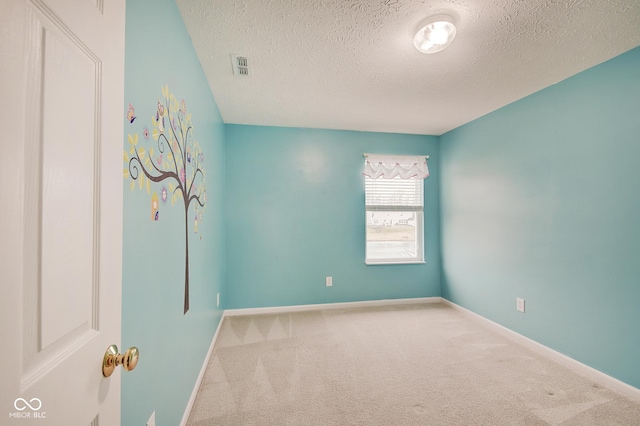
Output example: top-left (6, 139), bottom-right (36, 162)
top-left (363, 153), bottom-right (429, 264)
top-left (365, 176), bottom-right (424, 264)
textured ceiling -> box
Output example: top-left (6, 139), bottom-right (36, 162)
top-left (176, 0), bottom-right (640, 136)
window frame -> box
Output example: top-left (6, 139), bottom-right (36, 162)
top-left (364, 176), bottom-right (425, 265)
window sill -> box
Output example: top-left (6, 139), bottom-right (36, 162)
top-left (365, 260), bottom-right (426, 266)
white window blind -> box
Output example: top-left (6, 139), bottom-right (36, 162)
top-left (365, 177), bottom-right (423, 211)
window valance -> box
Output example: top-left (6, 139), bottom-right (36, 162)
top-left (363, 154), bottom-right (430, 180)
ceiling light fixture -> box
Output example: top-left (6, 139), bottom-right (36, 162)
top-left (413, 15), bottom-right (457, 54)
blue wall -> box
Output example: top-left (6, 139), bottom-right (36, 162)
top-left (122, 0), bottom-right (225, 424)
top-left (440, 47), bottom-right (640, 389)
top-left (225, 125), bottom-right (441, 309)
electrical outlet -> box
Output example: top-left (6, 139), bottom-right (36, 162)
top-left (516, 297), bottom-right (525, 313)
top-left (326, 276), bottom-right (333, 287)
top-left (217, 292), bottom-right (220, 307)
top-left (146, 411), bottom-right (155, 426)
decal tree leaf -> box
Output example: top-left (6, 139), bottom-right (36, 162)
top-left (124, 86), bottom-right (206, 314)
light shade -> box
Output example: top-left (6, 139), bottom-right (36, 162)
top-left (413, 16), bottom-right (457, 54)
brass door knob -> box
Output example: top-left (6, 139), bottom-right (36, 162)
top-left (102, 344), bottom-right (139, 377)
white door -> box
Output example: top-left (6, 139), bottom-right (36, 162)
top-left (0, 0), bottom-right (126, 424)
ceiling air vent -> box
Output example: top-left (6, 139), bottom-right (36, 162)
top-left (231, 54), bottom-right (249, 76)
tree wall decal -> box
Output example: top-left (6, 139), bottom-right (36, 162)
top-left (124, 86), bottom-right (207, 314)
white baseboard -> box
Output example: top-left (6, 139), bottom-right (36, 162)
top-left (440, 298), bottom-right (640, 402)
top-left (180, 312), bottom-right (227, 426)
top-left (224, 297), bottom-right (441, 317)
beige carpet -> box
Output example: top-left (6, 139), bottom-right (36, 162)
top-left (187, 303), bottom-right (640, 425)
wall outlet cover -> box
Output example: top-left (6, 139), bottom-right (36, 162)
top-left (516, 297), bottom-right (525, 313)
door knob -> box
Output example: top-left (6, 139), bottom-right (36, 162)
top-left (102, 344), bottom-right (139, 377)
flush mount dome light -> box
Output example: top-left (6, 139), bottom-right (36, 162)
top-left (413, 15), bottom-right (457, 54)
